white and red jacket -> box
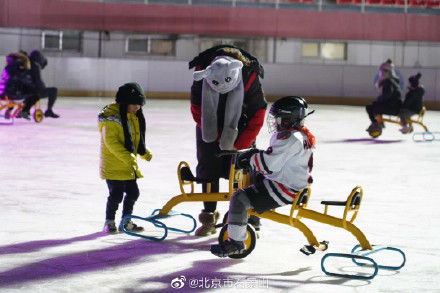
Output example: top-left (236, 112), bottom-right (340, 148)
top-left (250, 129), bottom-right (314, 205)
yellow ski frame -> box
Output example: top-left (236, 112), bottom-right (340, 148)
top-left (157, 160), bottom-right (373, 251)
top-left (376, 106), bottom-right (429, 132)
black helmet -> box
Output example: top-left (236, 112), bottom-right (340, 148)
top-left (267, 96), bottom-right (312, 133)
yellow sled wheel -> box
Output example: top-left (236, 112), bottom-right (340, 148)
top-left (368, 129), bottom-right (382, 138)
top-left (218, 224), bottom-right (256, 259)
top-left (34, 109), bottom-right (44, 123)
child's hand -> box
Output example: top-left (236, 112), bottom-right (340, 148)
top-left (135, 169), bottom-right (143, 178)
top-left (140, 148), bottom-right (153, 161)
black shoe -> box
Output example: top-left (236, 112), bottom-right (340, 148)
top-left (17, 110), bottom-right (30, 120)
top-left (104, 220), bottom-right (118, 234)
top-left (44, 110), bottom-right (60, 118)
top-left (210, 238), bottom-right (246, 258)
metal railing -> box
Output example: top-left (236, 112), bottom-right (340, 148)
top-left (66, 0), bottom-right (440, 14)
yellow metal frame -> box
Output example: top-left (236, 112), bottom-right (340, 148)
top-left (376, 106), bottom-right (429, 132)
top-left (0, 95), bottom-right (43, 122)
top-left (158, 161), bottom-right (245, 216)
top-left (158, 161), bottom-right (373, 251)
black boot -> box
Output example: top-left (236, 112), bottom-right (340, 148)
top-left (44, 109), bottom-right (60, 118)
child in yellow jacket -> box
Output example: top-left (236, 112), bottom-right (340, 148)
top-left (98, 82), bottom-right (153, 233)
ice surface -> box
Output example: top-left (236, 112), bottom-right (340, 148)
top-left (0, 98), bottom-right (439, 292)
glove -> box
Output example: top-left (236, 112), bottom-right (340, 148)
top-left (140, 147), bottom-right (153, 161)
top-left (236, 149), bottom-right (260, 170)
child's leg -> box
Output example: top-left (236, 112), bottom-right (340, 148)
top-left (366, 104), bottom-right (377, 123)
top-left (399, 108), bottom-right (412, 125)
top-left (228, 189), bottom-right (252, 242)
top-left (121, 179), bottom-right (140, 218)
top-left (105, 180), bottom-right (125, 221)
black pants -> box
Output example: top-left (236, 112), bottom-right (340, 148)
top-left (105, 179), bottom-right (140, 221)
top-left (366, 99), bottom-right (402, 123)
top-left (23, 87), bottom-right (58, 112)
top-left (196, 126), bottom-right (231, 213)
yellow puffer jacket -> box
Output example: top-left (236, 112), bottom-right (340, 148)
top-left (99, 103), bottom-right (143, 180)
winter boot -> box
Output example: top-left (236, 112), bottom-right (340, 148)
top-left (194, 210), bottom-right (220, 236)
top-left (119, 219), bottom-right (144, 232)
top-left (210, 238), bottom-right (246, 257)
top-left (104, 220), bottom-right (118, 234)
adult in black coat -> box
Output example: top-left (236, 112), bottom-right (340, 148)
top-left (19, 50), bottom-right (59, 119)
top-left (399, 73), bottom-right (425, 133)
top-left (366, 59), bottom-right (402, 133)
top-left (189, 45), bottom-right (267, 236)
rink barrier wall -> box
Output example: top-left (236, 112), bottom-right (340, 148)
top-left (1, 0), bottom-right (440, 41)
top-left (1, 55), bottom-right (438, 109)
top-left (58, 90), bottom-right (440, 110)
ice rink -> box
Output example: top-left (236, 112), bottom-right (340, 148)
top-left (0, 97), bottom-right (439, 293)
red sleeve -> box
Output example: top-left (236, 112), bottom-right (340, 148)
top-left (191, 104), bottom-right (201, 128)
top-left (234, 108), bottom-right (266, 150)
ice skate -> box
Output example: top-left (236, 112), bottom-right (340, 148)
top-left (119, 219), bottom-right (144, 233)
top-left (104, 220), bottom-right (118, 234)
top-left (210, 238), bottom-right (246, 258)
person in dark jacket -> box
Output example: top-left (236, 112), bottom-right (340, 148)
top-left (366, 59), bottom-right (402, 134)
top-left (18, 50), bottom-right (60, 119)
top-left (189, 45), bottom-right (267, 236)
top-left (399, 73), bottom-right (425, 134)
top-left (0, 52), bottom-right (32, 98)
top-left (0, 52), bottom-right (37, 118)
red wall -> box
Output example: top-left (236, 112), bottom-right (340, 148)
top-left (1, 0), bottom-right (439, 42)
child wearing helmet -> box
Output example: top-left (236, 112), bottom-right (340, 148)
top-left (98, 82), bottom-right (153, 234)
top-left (210, 96), bottom-right (315, 257)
